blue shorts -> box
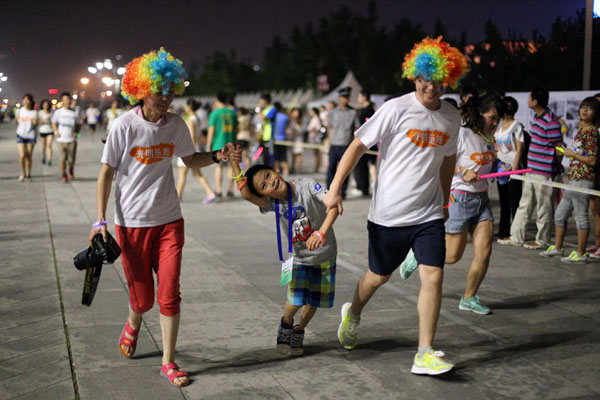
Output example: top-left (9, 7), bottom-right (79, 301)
top-left (367, 219), bottom-right (446, 275)
top-left (445, 191), bottom-right (493, 234)
top-left (16, 135), bottom-right (36, 144)
top-left (287, 258), bottom-right (336, 308)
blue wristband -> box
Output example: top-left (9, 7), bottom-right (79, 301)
top-left (92, 221), bottom-right (108, 228)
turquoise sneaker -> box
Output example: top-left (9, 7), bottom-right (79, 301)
top-left (459, 295), bottom-right (490, 315)
top-left (411, 350), bottom-right (454, 375)
top-left (399, 249), bottom-right (418, 280)
top-left (337, 302), bottom-right (360, 350)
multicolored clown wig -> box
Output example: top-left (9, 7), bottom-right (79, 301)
top-left (402, 36), bottom-right (468, 88)
top-left (120, 47), bottom-right (187, 105)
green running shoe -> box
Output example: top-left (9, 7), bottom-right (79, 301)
top-left (459, 295), bottom-right (490, 315)
top-left (399, 249), bottom-right (419, 280)
top-left (411, 350), bottom-right (454, 375)
top-left (561, 250), bottom-right (588, 264)
top-left (337, 302), bottom-right (360, 350)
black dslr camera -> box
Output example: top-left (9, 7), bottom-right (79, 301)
top-left (73, 232), bottom-right (121, 306)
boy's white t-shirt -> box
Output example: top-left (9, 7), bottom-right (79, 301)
top-left (16, 109), bottom-right (37, 140)
top-left (355, 92), bottom-right (460, 227)
top-left (101, 109), bottom-right (195, 228)
top-left (52, 108), bottom-right (78, 143)
top-left (86, 108), bottom-right (100, 124)
top-left (451, 127), bottom-right (495, 193)
top-left (494, 120), bottom-right (524, 165)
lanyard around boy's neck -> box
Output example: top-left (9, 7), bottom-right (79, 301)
top-left (274, 182), bottom-right (293, 262)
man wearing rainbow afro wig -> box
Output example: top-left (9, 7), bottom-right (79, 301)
top-left (325, 36), bottom-right (468, 376)
top-left (90, 48), bottom-right (242, 387)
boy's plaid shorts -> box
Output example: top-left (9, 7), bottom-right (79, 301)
top-left (287, 258), bottom-right (336, 308)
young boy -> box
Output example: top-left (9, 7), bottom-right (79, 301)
top-left (230, 158), bottom-right (339, 356)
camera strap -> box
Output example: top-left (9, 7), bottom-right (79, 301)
top-left (82, 264), bottom-right (102, 306)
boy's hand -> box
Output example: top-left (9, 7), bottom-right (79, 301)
top-left (306, 234), bottom-right (323, 251)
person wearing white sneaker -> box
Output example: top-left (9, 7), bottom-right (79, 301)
top-left (548, 97), bottom-right (600, 265)
top-left (324, 37), bottom-right (467, 375)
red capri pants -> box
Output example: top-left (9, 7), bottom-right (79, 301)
top-left (115, 218), bottom-right (184, 317)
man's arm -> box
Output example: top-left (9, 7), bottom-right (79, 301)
top-left (89, 163), bottom-right (115, 245)
top-left (440, 154), bottom-right (456, 220)
top-left (322, 137), bottom-right (368, 215)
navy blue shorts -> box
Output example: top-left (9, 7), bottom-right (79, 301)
top-left (367, 219), bottom-right (446, 275)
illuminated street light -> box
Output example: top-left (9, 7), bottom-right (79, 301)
top-left (0, 76), bottom-right (7, 82)
top-left (117, 67), bottom-right (126, 75)
top-left (88, 67), bottom-right (97, 74)
top-left (3, 99), bottom-right (7, 104)
top-left (101, 77), bottom-right (115, 86)
top-left (184, 81), bottom-right (190, 87)
top-left (106, 90), bottom-right (113, 96)
top-left (72, 94), bottom-right (78, 100)
top-left (95, 62), bottom-right (104, 70)
top-left (80, 77), bottom-right (90, 85)
top-left (51, 99), bottom-right (57, 105)
top-left (104, 59), bottom-right (113, 70)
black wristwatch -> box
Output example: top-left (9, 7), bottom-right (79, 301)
top-left (211, 150), bottom-right (220, 164)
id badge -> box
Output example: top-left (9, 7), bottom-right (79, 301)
top-left (280, 256), bottom-right (294, 286)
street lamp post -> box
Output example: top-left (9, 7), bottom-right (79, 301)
top-left (81, 57), bottom-right (125, 104)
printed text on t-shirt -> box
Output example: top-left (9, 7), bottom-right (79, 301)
top-left (129, 143), bottom-right (176, 164)
top-left (406, 129), bottom-right (450, 148)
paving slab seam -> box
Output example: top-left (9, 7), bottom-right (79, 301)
top-left (0, 330), bottom-right (65, 360)
top-left (11, 377), bottom-right (73, 400)
top-left (0, 358), bottom-right (68, 383)
top-left (265, 370), bottom-right (296, 400)
top-left (42, 182), bottom-right (80, 399)
top-left (0, 293), bottom-right (58, 310)
top-left (0, 315), bottom-right (56, 333)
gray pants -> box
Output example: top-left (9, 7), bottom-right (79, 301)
top-left (555, 180), bottom-right (594, 230)
top-left (510, 173), bottom-right (555, 245)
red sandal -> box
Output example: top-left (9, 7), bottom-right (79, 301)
top-left (160, 362), bottom-right (190, 387)
top-left (118, 320), bottom-right (140, 358)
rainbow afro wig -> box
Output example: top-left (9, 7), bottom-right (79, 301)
top-left (121, 47), bottom-right (187, 105)
top-left (402, 36), bottom-right (468, 88)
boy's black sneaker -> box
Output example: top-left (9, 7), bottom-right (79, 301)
top-left (276, 317), bottom-right (293, 354)
top-left (290, 327), bottom-right (304, 356)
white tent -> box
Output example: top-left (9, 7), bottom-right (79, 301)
top-left (307, 71), bottom-right (363, 109)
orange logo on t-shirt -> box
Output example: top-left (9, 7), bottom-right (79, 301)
top-left (470, 152), bottom-right (494, 165)
top-left (129, 143), bottom-right (175, 164)
top-left (407, 130), bottom-right (450, 148)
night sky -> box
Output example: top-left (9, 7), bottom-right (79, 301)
top-left (0, 0), bottom-right (585, 103)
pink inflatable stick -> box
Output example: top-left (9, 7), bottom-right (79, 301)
top-left (479, 168), bottom-right (532, 179)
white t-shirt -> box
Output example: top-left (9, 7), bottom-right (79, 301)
top-left (355, 92), bottom-right (460, 227)
top-left (86, 107), bottom-right (100, 124)
top-left (452, 127), bottom-right (495, 193)
top-left (38, 110), bottom-right (54, 134)
top-left (101, 109), bottom-right (195, 228)
top-left (494, 120), bottom-right (524, 166)
top-left (196, 108), bottom-right (208, 130)
top-left (52, 108), bottom-right (78, 143)
top-left (105, 108), bottom-right (124, 131)
top-left (16, 109), bottom-right (37, 140)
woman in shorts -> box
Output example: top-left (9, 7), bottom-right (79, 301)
top-left (15, 93), bottom-right (37, 181)
top-left (38, 99), bottom-right (54, 166)
top-left (445, 93), bottom-right (505, 315)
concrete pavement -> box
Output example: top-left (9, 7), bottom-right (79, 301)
top-left (0, 120), bottom-right (599, 399)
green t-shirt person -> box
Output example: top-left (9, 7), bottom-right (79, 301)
top-left (208, 107), bottom-right (238, 151)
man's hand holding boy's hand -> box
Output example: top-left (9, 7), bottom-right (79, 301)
top-left (222, 142), bottom-right (243, 164)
